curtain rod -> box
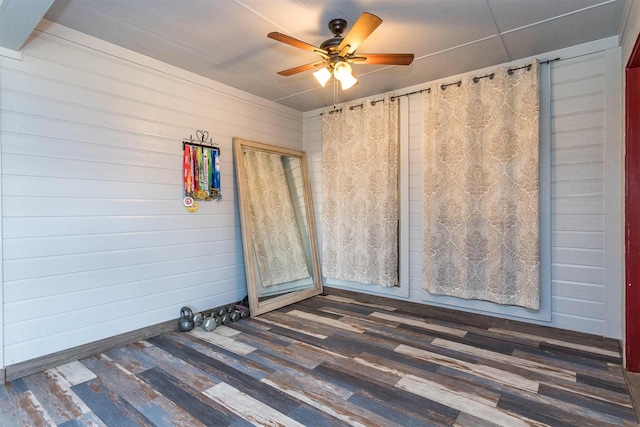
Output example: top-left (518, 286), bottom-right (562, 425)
top-left (318, 57), bottom-right (562, 117)
top-left (322, 87), bottom-right (432, 115)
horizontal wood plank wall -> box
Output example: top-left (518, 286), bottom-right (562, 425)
top-left (304, 39), bottom-right (622, 338)
top-left (0, 21), bottom-right (303, 366)
top-left (550, 52), bottom-right (609, 335)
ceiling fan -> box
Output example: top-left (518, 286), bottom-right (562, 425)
top-left (268, 12), bottom-right (414, 90)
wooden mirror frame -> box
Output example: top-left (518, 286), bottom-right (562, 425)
top-left (233, 137), bottom-right (323, 316)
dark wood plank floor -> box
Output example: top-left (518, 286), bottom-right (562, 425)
top-left (0, 293), bottom-right (637, 426)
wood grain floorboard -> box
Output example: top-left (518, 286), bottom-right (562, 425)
top-left (0, 293), bottom-right (637, 426)
top-left (72, 379), bottom-right (154, 427)
top-left (137, 367), bottom-right (247, 427)
top-left (21, 370), bottom-right (86, 425)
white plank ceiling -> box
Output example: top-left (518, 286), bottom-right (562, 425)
top-left (20, 0), bottom-right (635, 111)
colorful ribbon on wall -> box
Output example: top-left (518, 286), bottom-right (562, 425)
top-left (183, 144), bottom-right (221, 201)
top-left (181, 130), bottom-right (220, 213)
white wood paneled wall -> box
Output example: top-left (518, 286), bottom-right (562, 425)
top-left (304, 38), bottom-right (623, 338)
top-left (550, 48), bottom-right (622, 338)
top-left (0, 22), bottom-right (303, 365)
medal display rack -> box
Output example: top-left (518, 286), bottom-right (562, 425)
top-left (182, 129), bottom-right (220, 151)
top-left (182, 130), bottom-right (221, 212)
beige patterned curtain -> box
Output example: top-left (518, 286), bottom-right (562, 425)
top-left (322, 95), bottom-right (399, 287)
top-left (423, 62), bottom-right (540, 309)
top-left (243, 149), bottom-right (310, 287)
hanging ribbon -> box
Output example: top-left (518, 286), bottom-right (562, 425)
top-left (196, 147), bottom-right (205, 194)
top-left (192, 146), bottom-right (199, 193)
top-left (212, 149), bottom-right (221, 200)
top-left (208, 148), bottom-right (214, 198)
top-left (202, 148), bottom-right (209, 200)
top-left (183, 145), bottom-right (192, 197)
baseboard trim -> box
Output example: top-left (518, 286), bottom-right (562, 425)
top-left (5, 319), bottom-right (178, 382)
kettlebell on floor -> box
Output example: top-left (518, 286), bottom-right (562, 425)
top-left (178, 306), bottom-right (195, 332)
top-left (202, 314), bottom-right (217, 331)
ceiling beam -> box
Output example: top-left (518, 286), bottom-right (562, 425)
top-left (0, 0), bottom-right (54, 51)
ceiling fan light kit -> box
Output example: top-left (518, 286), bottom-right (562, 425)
top-left (268, 12), bottom-right (414, 91)
top-left (312, 60), bottom-right (358, 89)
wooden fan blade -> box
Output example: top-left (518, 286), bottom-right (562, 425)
top-left (277, 62), bottom-right (325, 76)
top-left (338, 12), bottom-right (382, 55)
top-left (351, 53), bottom-right (414, 65)
top-left (268, 32), bottom-right (327, 55)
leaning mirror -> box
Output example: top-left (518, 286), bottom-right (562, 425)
top-left (233, 138), bottom-right (322, 316)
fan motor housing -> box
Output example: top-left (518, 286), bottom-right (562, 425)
top-left (321, 18), bottom-right (347, 53)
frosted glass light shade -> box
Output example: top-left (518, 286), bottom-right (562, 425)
top-left (340, 72), bottom-right (358, 90)
top-left (313, 67), bottom-right (332, 87)
top-left (333, 61), bottom-right (352, 81)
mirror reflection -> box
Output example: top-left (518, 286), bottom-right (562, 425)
top-left (234, 138), bottom-right (322, 316)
